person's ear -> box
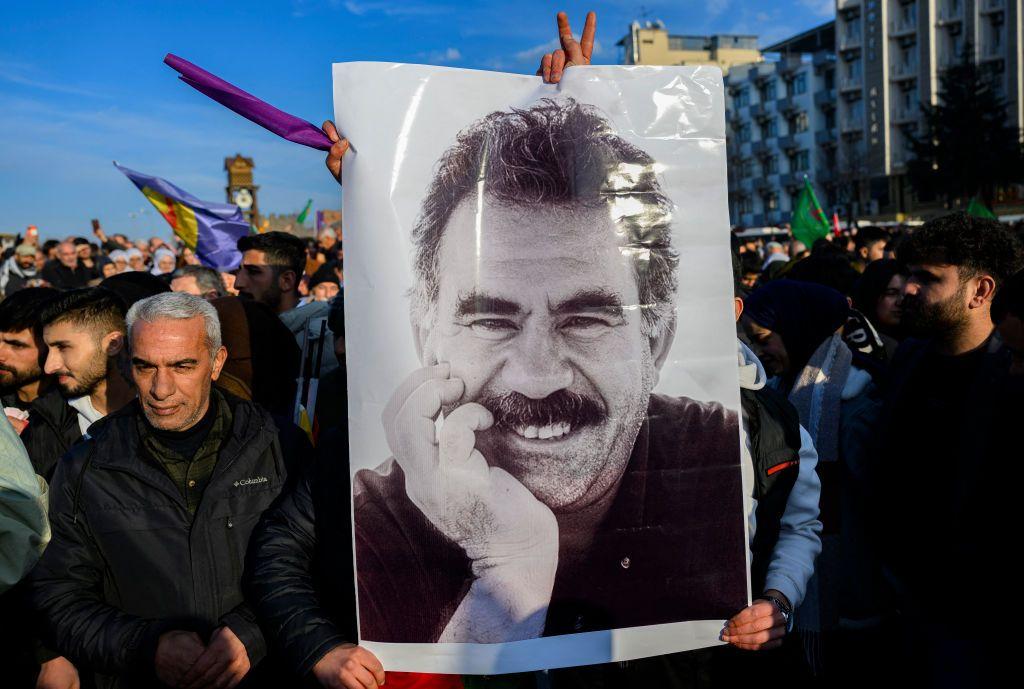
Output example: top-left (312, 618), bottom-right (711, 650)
top-left (278, 269), bottom-right (298, 293)
top-left (971, 275), bottom-right (997, 308)
top-left (210, 346), bottom-right (228, 381)
top-left (650, 315), bottom-right (677, 387)
top-left (734, 297), bottom-right (744, 323)
top-left (858, 246), bottom-right (868, 260)
top-left (104, 331), bottom-right (125, 357)
top-left (411, 316), bottom-right (435, 365)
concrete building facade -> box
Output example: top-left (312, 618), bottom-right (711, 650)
top-left (836, 0), bottom-right (1023, 217)
top-left (724, 24), bottom-right (839, 227)
top-left (617, 21), bottom-right (762, 73)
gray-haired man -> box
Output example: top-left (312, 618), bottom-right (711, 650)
top-left (31, 292), bottom-right (311, 689)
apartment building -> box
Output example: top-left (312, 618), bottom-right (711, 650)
top-left (617, 21), bottom-right (762, 73)
top-left (836, 0), bottom-right (1023, 216)
top-left (725, 24), bottom-right (839, 227)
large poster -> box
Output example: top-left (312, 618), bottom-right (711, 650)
top-left (334, 63), bottom-right (748, 675)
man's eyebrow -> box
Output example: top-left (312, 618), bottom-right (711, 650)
top-left (550, 289), bottom-right (625, 317)
top-left (131, 357), bottom-right (200, 367)
top-left (455, 292), bottom-right (522, 317)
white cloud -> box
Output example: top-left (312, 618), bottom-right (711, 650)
top-left (0, 59), bottom-right (103, 98)
top-left (708, 0), bottom-right (732, 18)
top-left (514, 39), bottom-right (559, 63)
top-left (343, 1), bottom-right (449, 17)
top-left (419, 47), bottom-right (462, 64)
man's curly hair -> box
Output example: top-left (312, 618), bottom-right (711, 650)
top-left (899, 211), bottom-right (1024, 288)
top-left (410, 98), bottom-right (679, 336)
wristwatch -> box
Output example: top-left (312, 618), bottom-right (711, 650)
top-left (762, 594), bottom-right (792, 629)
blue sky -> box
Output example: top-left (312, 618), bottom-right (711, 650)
top-left (0, 0), bottom-right (833, 241)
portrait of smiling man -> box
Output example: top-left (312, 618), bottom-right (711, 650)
top-left (353, 98), bottom-right (745, 645)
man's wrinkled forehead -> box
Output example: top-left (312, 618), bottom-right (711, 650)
top-left (434, 199), bottom-right (641, 308)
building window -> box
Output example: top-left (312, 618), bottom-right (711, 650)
top-left (824, 69), bottom-right (835, 90)
top-left (736, 87), bottom-right (750, 108)
top-left (759, 79), bottom-right (776, 102)
top-left (765, 155), bottom-right (779, 174)
top-left (793, 150), bottom-right (810, 172)
top-left (761, 117), bottom-right (778, 139)
top-left (825, 109), bottom-right (836, 129)
top-left (793, 112), bottom-right (810, 133)
top-left (739, 123), bottom-right (751, 142)
top-left (741, 196), bottom-right (754, 214)
top-left (766, 193), bottom-right (779, 211)
top-left (789, 73), bottom-right (807, 96)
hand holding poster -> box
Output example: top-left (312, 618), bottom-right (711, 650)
top-left (334, 63), bottom-right (747, 674)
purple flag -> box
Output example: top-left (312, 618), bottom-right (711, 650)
top-left (164, 53), bottom-right (333, 151)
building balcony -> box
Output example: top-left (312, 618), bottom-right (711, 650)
top-left (753, 63), bottom-right (775, 82)
top-left (756, 177), bottom-right (774, 193)
top-left (815, 129), bottom-right (838, 147)
top-left (841, 115), bottom-right (865, 134)
top-left (815, 89), bottom-right (837, 110)
top-left (837, 0), bottom-right (861, 9)
top-left (765, 210), bottom-right (785, 225)
top-left (777, 135), bottom-right (799, 152)
top-left (840, 74), bottom-right (863, 93)
top-left (937, 3), bottom-right (965, 23)
top-left (778, 56), bottom-right (803, 77)
top-left (889, 17), bottom-right (918, 38)
top-left (839, 32), bottom-right (863, 52)
top-left (749, 102), bottom-right (771, 121)
top-left (813, 51), bottom-right (835, 70)
top-left (890, 61), bottom-right (919, 81)
top-left (981, 0), bottom-right (1005, 13)
top-left (776, 97), bottom-right (800, 114)
top-left (779, 173), bottom-right (803, 189)
top-left (892, 105), bottom-right (919, 125)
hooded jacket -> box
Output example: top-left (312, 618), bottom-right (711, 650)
top-left (0, 255), bottom-right (38, 297)
top-left (29, 392), bottom-right (311, 689)
top-left (737, 340), bottom-right (823, 610)
top-left (20, 389), bottom-right (83, 481)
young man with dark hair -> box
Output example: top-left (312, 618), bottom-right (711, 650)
top-left (234, 232), bottom-right (307, 314)
top-left (20, 288), bottom-right (135, 480)
top-left (235, 231), bottom-right (340, 374)
top-left (0, 287), bottom-right (58, 416)
top-left (852, 226), bottom-right (889, 270)
top-left (875, 212), bottom-right (1024, 685)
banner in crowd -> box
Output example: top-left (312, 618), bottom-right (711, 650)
top-left (334, 63), bottom-right (747, 674)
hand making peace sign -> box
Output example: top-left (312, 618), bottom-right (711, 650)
top-left (538, 11), bottom-right (597, 84)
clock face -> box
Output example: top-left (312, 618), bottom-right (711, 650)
top-left (233, 188), bottom-right (253, 210)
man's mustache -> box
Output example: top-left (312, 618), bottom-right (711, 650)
top-left (477, 390), bottom-right (606, 430)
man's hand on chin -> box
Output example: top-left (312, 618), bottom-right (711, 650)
top-left (383, 364), bottom-right (559, 642)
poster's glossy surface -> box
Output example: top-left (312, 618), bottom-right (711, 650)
top-left (334, 63), bottom-right (748, 674)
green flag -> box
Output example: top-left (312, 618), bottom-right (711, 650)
top-left (790, 176), bottom-right (831, 247)
top-left (966, 196), bottom-right (996, 219)
top-left (296, 198), bottom-right (313, 225)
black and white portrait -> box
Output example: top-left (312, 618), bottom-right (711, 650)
top-left (335, 64), bottom-right (745, 673)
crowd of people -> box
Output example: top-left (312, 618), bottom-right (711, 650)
top-left (3, 10), bottom-right (1024, 689)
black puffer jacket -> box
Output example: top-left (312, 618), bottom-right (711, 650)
top-left (245, 428), bottom-right (356, 679)
top-left (20, 389), bottom-right (82, 481)
top-left (30, 392), bottom-right (312, 689)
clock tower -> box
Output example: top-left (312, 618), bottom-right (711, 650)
top-left (225, 154), bottom-right (259, 227)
